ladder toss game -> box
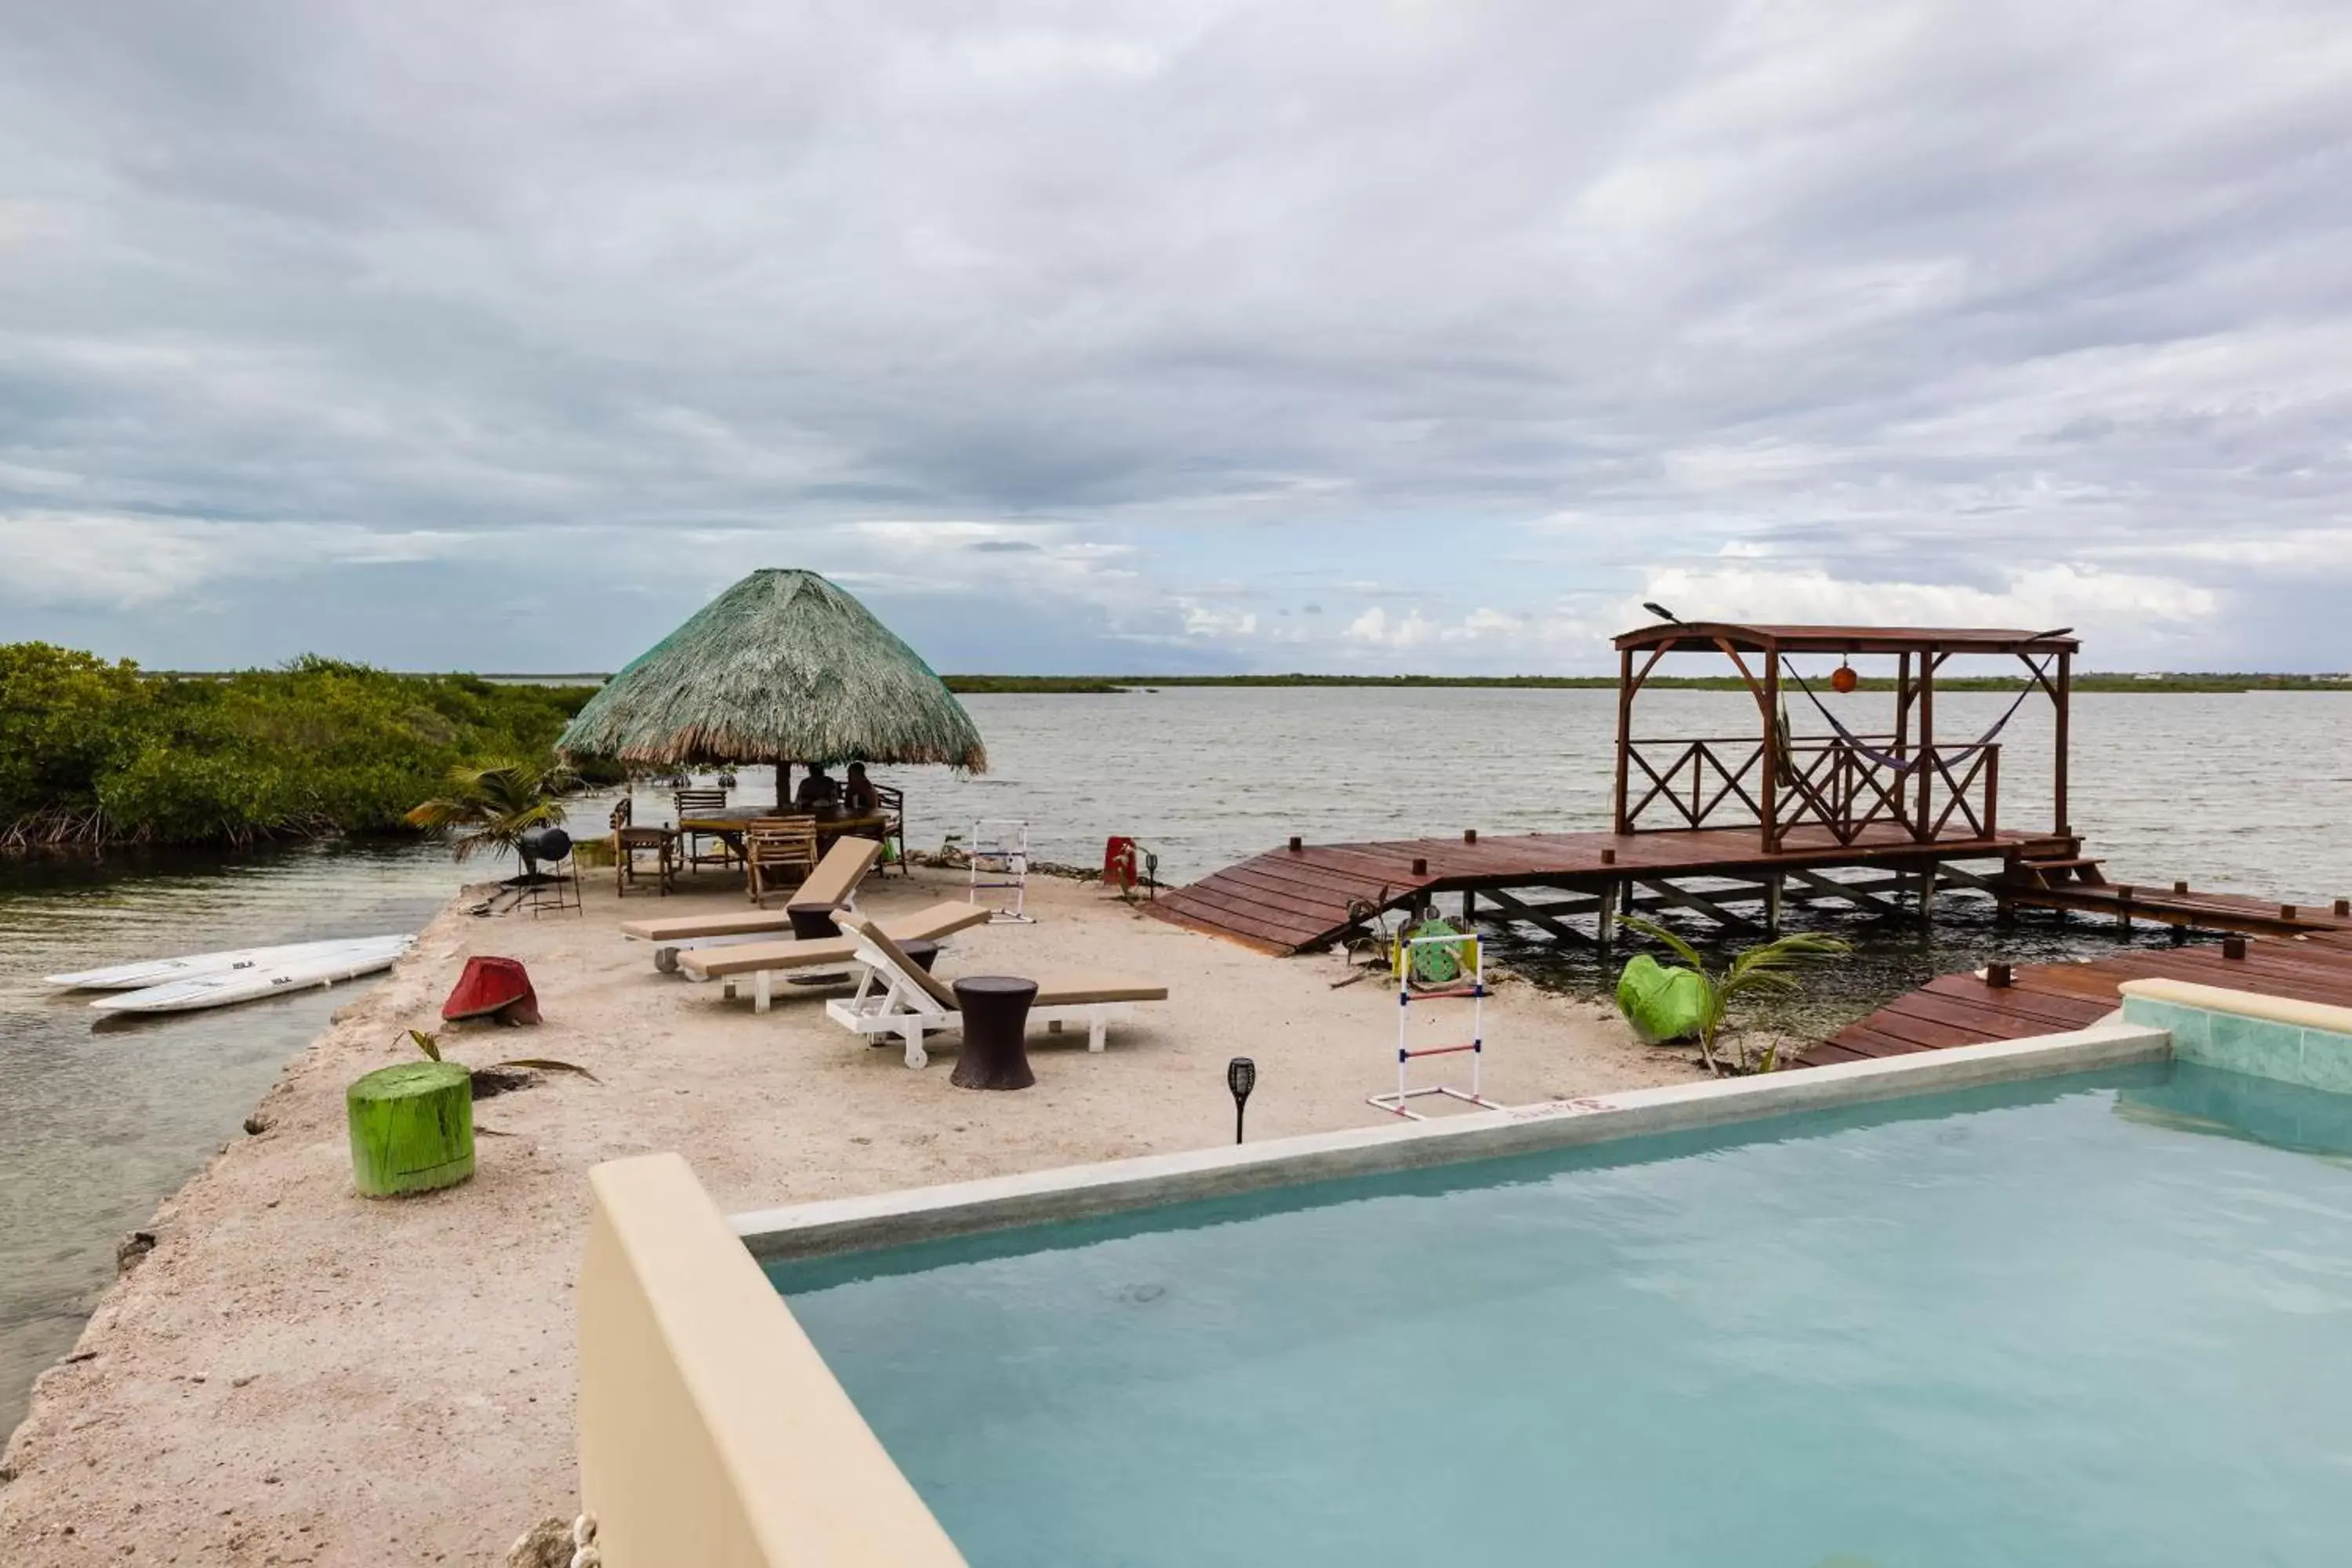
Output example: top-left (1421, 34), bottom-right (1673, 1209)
top-left (1368, 926), bottom-right (1501, 1120)
top-left (967, 818), bottom-right (1036, 924)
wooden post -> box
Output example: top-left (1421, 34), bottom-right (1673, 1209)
top-left (1613, 646), bottom-right (1635, 834)
top-left (1597, 884), bottom-right (1617, 952)
top-left (1919, 863), bottom-right (1936, 928)
top-left (1766, 872), bottom-right (1784, 935)
top-left (347, 1062), bottom-right (474, 1197)
top-left (2053, 649), bottom-right (2072, 837)
top-left (1914, 649), bottom-right (1937, 842)
top-left (1760, 648), bottom-right (1780, 853)
top-left (1893, 651), bottom-right (1913, 825)
top-left (1462, 891), bottom-right (1476, 924)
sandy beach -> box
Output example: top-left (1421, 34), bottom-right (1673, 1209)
top-left (0, 865), bottom-right (1690, 1565)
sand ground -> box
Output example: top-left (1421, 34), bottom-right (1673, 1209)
top-left (0, 865), bottom-right (1694, 1565)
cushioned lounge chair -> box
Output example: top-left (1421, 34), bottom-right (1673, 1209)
top-left (620, 837), bottom-right (882, 970)
top-left (825, 914), bottom-right (1169, 1069)
top-left (675, 901), bottom-right (993, 1012)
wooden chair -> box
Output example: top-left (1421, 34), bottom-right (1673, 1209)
top-left (875, 784), bottom-right (908, 876)
top-left (673, 786), bottom-right (733, 875)
top-left (743, 817), bottom-right (820, 906)
top-left (611, 797), bottom-right (677, 898)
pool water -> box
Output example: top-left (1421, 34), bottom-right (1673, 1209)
top-left (768, 1066), bottom-right (2352, 1567)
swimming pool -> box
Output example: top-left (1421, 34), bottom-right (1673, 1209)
top-left (767, 1062), bottom-right (2352, 1567)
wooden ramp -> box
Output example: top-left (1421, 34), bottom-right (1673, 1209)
top-left (1796, 934), bottom-right (2352, 1068)
top-left (1152, 824), bottom-right (2033, 955)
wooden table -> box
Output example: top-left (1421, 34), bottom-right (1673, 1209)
top-left (673, 807), bottom-right (889, 854)
top-left (670, 807), bottom-right (891, 887)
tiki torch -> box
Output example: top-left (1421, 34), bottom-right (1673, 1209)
top-left (1227, 1057), bottom-right (1257, 1145)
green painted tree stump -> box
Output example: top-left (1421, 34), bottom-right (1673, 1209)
top-left (347, 1061), bottom-right (474, 1196)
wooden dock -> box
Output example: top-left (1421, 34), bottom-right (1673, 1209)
top-left (1148, 619), bottom-right (2352, 1071)
top-left (1798, 927), bottom-right (2352, 1068)
top-left (1151, 822), bottom-right (2043, 955)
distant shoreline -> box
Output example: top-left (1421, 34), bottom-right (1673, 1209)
top-left (938, 673), bottom-right (2352, 695)
top-left (148, 670), bottom-right (2352, 695)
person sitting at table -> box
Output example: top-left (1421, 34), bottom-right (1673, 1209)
top-left (842, 761), bottom-right (878, 815)
top-left (794, 764), bottom-right (840, 810)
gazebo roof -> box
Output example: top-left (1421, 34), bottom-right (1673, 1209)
top-left (557, 568), bottom-right (987, 770)
top-left (1613, 622), bottom-right (2079, 657)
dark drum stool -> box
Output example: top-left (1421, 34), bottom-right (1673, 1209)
top-left (951, 975), bottom-right (1037, 1091)
top-left (786, 902), bottom-right (839, 941)
top-left (898, 938), bottom-right (942, 973)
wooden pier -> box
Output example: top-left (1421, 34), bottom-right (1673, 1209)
top-left (1152, 822), bottom-right (2047, 955)
top-left (1152, 618), bottom-right (2352, 1069)
top-left (1798, 925), bottom-right (2352, 1068)
top-left (1156, 620), bottom-right (2089, 956)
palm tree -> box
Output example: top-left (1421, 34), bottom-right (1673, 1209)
top-left (1619, 916), bottom-right (1853, 1075)
top-left (404, 757), bottom-right (575, 864)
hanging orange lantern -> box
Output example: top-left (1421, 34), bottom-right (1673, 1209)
top-left (1830, 661), bottom-right (1859, 695)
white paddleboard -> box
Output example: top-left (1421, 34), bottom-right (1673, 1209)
top-left (89, 935), bottom-right (417, 1014)
top-left (46, 934), bottom-right (413, 991)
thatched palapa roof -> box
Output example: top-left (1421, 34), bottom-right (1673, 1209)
top-left (557, 569), bottom-right (987, 771)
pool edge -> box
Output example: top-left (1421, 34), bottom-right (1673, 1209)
top-left (734, 1019), bottom-right (2166, 1261)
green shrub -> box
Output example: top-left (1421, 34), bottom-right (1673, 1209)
top-left (0, 643), bottom-right (608, 848)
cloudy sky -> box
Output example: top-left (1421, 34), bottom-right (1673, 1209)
top-left (3, 2), bottom-right (2348, 674)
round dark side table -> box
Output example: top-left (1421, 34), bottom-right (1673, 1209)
top-left (951, 975), bottom-right (1038, 1091)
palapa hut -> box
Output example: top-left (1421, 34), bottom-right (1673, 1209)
top-left (557, 569), bottom-right (986, 798)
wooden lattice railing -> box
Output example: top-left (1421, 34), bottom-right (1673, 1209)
top-left (1622, 735), bottom-right (1999, 846)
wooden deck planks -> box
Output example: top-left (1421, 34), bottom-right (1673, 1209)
top-left (1799, 936), bottom-right (2352, 1069)
top-left (1160, 826), bottom-right (2352, 1082)
top-left (1153, 824), bottom-right (2026, 954)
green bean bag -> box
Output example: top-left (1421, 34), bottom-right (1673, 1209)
top-left (1615, 954), bottom-right (1711, 1045)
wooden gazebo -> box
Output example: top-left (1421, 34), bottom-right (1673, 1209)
top-left (1610, 622), bottom-right (2078, 852)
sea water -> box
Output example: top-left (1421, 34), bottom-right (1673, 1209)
top-left (771, 1065), bottom-right (2352, 1567)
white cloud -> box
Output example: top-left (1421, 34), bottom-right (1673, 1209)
top-left (0, 512), bottom-right (478, 606)
top-left (0, 2), bottom-right (2346, 670)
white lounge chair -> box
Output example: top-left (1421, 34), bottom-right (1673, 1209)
top-left (826, 914), bottom-right (1169, 1069)
top-left (620, 836), bottom-right (883, 971)
top-left (676, 901), bottom-right (993, 1013)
